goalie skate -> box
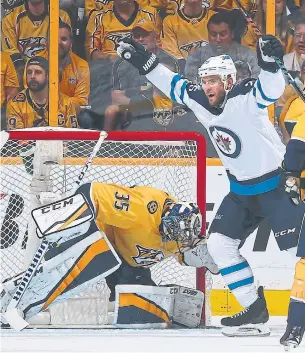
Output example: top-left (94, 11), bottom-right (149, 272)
top-left (221, 286), bottom-right (270, 337)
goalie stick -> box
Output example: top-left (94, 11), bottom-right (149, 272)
top-left (232, 0), bottom-right (305, 104)
top-left (3, 131), bottom-right (108, 330)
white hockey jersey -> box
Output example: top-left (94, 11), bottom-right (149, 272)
top-left (146, 65), bottom-right (286, 195)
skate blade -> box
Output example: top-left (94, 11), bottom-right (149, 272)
top-left (282, 341), bottom-right (299, 351)
top-left (222, 324), bottom-right (271, 337)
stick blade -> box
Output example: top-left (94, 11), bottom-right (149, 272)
top-left (3, 308), bottom-right (29, 331)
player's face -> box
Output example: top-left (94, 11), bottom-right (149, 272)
top-left (132, 30), bottom-right (157, 52)
top-left (294, 24), bottom-right (305, 55)
top-left (201, 75), bottom-right (225, 106)
top-left (58, 28), bottom-right (72, 59)
top-left (208, 23), bottom-right (234, 47)
top-left (26, 65), bottom-right (48, 92)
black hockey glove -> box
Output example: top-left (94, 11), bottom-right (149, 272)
top-left (116, 38), bottom-right (159, 75)
top-left (256, 35), bottom-right (284, 73)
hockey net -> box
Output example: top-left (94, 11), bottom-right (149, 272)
top-left (0, 128), bottom-right (212, 327)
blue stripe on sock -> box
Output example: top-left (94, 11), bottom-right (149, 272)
top-left (170, 74), bottom-right (182, 102)
top-left (228, 276), bottom-right (254, 290)
top-left (220, 261), bottom-right (249, 276)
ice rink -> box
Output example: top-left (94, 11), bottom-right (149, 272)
top-left (2, 318), bottom-right (304, 353)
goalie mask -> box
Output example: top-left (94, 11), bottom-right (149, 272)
top-left (159, 202), bottom-right (203, 253)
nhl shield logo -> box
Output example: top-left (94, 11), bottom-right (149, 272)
top-left (132, 245), bottom-right (164, 267)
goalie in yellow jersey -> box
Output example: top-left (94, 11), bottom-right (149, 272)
top-left (1, 182), bottom-right (218, 330)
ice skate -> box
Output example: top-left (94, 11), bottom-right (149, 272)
top-left (280, 324), bottom-right (305, 350)
top-left (221, 286), bottom-right (270, 337)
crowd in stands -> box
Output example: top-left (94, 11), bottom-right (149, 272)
top-left (1, 0), bottom-right (305, 156)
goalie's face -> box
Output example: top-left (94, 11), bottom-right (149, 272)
top-left (159, 202), bottom-right (203, 253)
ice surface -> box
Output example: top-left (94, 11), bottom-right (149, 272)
top-left (1, 318), bottom-right (304, 353)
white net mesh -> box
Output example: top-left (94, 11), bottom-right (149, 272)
top-left (1, 129), bottom-right (210, 326)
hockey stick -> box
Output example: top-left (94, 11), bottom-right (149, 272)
top-left (3, 131), bottom-right (108, 330)
top-left (232, 0), bottom-right (305, 104)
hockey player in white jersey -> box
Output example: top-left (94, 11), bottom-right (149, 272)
top-left (116, 35), bottom-right (305, 335)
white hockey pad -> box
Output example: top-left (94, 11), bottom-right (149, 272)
top-left (182, 242), bottom-right (219, 275)
top-left (32, 193), bottom-right (94, 237)
top-left (171, 285), bottom-right (204, 328)
top-left (222, 325), bottom-right (271, 337)
top-left (113, 285), bottom-right (173, 328)
top-left (4, 226), bottom-right (121, 329)
top-left (3, 308), bottom-right (28, 331)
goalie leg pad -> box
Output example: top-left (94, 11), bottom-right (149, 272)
top-left (113, 285), bottom-right (204, 329)
top-left (171, 286), bottom-right (204, 328)
top-left (7, 228), bottom-right (121, 324)
top-left (113, 285), bottom-right (173, 328)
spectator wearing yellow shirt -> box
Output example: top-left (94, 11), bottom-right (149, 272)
top-left (1, 0), bottom-right (71, 80)
top-left (1, 51), bottom-right (20, 130)
top-left (85, 0), bottom-right (161, 61)
top-left (161, 0), bottom-right (216, 70)
top-left (1, 51), bottom-right (20, 109)
top-left (26, 21), bottom-right (90, 114)
top-left (6, 57), bottom-right (78, 129)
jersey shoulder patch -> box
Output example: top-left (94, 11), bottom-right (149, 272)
top-left (12, 92), bottom-right (26, 102)
top-left (228, 78), bottom-right (256, 99)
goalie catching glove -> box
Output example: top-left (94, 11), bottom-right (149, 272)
top-left (116, 38), bottom-right (159, 75)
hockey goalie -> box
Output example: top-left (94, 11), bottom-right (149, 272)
top-left (1, 182), bottom-right (219, 330)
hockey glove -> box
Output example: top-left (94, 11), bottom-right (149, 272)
top-left (281, 166), bottom-right (305, 205)
top-left (257, 35), bottom-right (284, 73)
top-left (116, 38), bottom-right (159, 75)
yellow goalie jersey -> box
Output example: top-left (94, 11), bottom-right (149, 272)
top-left (1, 4), bottom-right (71, 60)
top-left (6, 89), bottom-right (78, 129)
top-left (161, 8), bottom-right (216, 60)
top-left (88, 182), bottom-right (180, 267)
top-left (85, 3), bottom-right (162, 59)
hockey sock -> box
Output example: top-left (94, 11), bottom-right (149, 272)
top-left (208, 232), bottom-right (258, 308)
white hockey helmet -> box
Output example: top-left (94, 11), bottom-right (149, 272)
top-left (198, 55), bottom-right (237, 92)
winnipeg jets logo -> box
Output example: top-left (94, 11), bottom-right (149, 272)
top-left (132, 245), bottom-right (164, 267)
top-left (18, 37), bottom-right (47, 58)
top-left (209, 126), bottom-right (242, 158)
top-left (106, 32), bottom-right (131, 47)
top-left (180, 40), bottom-right (208, 54)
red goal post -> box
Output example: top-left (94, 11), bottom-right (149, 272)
top-left (1, 129), bottom-right (209, 326)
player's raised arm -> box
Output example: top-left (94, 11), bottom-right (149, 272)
top-left (116, 38), bottom-right (194, 107)
top-left (252, 35), bottom-right (286, 108)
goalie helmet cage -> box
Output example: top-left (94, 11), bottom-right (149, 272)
top-left (1, 128), bottom-right (211, 327)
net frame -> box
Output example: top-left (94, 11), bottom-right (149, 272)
top-left (1, 129), bottom-right (208, 326)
